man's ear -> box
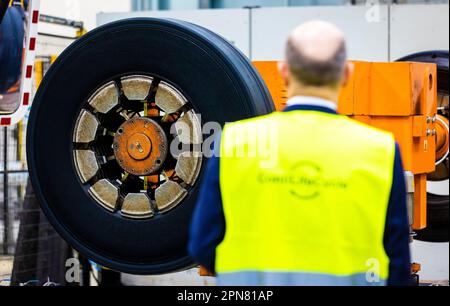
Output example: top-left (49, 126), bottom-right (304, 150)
top-left (342, 61), bottom-right (354, 86)
top-left (278, 61), bottom-right (290, 86)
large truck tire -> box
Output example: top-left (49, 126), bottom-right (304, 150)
top-left (27, 18), bottom-right (274, 274)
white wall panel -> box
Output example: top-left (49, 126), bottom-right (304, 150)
top-left (97, 4), bottom-right (449, 62)
top-left (251, 6), bottom-right (389, 61)
top-left (390, 4), bottom-right (449, 61)
top-left (97, 9), bottom-right (251, 56)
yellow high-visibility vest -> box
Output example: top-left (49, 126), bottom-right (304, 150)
top-left (217, 110), bottom-right (395, 286)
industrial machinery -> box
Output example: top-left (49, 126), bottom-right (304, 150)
top-left (397, 51), bottom-right (449, 242)
top-left (256, 58), bottom-right (448, 240)
top-left (1, 1), bottom-right (448, 275)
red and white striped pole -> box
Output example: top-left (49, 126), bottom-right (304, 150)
top-left (0, 0), bottom-right (41, 126)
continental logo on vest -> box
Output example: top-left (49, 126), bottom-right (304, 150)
top-left (257, 161), bottom-right (348, 200)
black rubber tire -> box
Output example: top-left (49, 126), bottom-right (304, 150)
top-left (27, 18), bottom-right (274, 274)
top-left (397, 51), bottom-right (448, 96)
top-left (397, 51), bottom-right (449, 243)
top-left (414, 194), bottom-right (449, 243)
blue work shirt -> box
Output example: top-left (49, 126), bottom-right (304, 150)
top-left (189, 98), bottom-right (411, 286)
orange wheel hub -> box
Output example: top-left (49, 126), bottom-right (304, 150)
top-left (127, 133), bottom-right (152, 160)
top-left (113, 117), bottom-right (168, 176)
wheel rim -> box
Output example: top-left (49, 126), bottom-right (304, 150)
top-left (72, 74), bottom-right (203, 220)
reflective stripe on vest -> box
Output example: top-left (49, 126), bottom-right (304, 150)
top-left (217, 111), bottom-right (395, 285)
top-left (217, 271), bottom-right (387, 286)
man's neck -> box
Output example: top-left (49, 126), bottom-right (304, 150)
top-left (288, 84), bottom-right (340, 104)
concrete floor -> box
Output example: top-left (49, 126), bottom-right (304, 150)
top-left (122, 268), bottom-right (216, 286)
top-left (411, 241), bottom-right (449, 284)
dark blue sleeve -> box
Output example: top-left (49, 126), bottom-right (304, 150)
top-left (0, 6), bottom-right (25, 93)
top-left (384, 143), bottom-right (411, 286)
top-left (188, 134), bottom-right (225, 273)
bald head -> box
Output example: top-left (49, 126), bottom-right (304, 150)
top-left (285, 21), bottom-right (347, 87)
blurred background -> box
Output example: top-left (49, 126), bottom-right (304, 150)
top-left (1, 0), bottom-right (448, 286)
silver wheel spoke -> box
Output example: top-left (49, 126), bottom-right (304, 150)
top-left (122, 193), bottom-right (153, 218)
top-left (73, 110), bottom-right (99, 143)
top-left (156, 82), bottom-right (187, 114)
top-left (174, 110), bottom-right (203, 145)
top-left (74, 150), bottom-right (99, 183)
top-left (175, 152), bottom-right (202, 185)
top-left (155, 181), bottom-right (187, 212)
top-left (121, 76), bottom-right (153, 101)
top-left (89, 179), bottom-right (119, 212)
top-left (88, 81), bottom-right (119, 114)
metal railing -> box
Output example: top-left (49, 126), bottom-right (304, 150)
top-left (0, 123), bottom-right (28, 256)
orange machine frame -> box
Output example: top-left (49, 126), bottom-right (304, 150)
top-left (254, 61), bottom-right (438, 230)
